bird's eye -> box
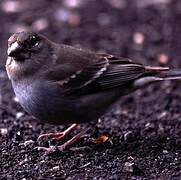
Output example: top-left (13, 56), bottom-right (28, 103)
top-left (29, 36), bottom-right (39, 47)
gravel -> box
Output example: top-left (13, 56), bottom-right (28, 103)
top-left (0, 0), bottom-right (180, 179)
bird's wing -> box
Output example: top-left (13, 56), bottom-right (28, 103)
top-left (96, 55), bottom-right (146, 89)
top-left (55, 53), bottom-right (110, 91)
top-left (46, 52), bottom-right (147, 94)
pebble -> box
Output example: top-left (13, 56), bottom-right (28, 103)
top-left (163, 150), bottom-right (168, 154)
top-left (145, 122), bottom-right (155, 131)
top-left (121, 109), bottom-right (128, 116)
top-left (63, 0), bottom-right (83, 8)
top-left (133, 32), bottom-right (145, 45)
top-left (1, 0), bottom-right (26, 13)
top-left (13, 96), bottom-right (19, 103)
top-left (54, 9), bottom-right (70, 22)
top-left (124, 131), bottom-right (134, 142)
top-left (23, 140), bottom-right (34, 146)
top-left (0, 128), bottom-right (8, 136)
top-left (52, 165), bottom-right (60, 171)
top-left (68, 13), bottom-right (81, 27)
top-left (127, 156), bottom-right (134, 161)
top-left (19, 154), bottom-right (28, 165)
top-left (32, 18), bottom-right (49, 31)
top-left (158, 111), bottom-right (167, 119)
top-left (158, 53), bottom-right (169, 64)
top-left (16, 112), bottom-right (24, 119)
top-left (158, 123), bottom-right (164, 133)
top-left (15, 131), bottom-right (23, 141)
top-left (123, 162), bottom-right (134, 172)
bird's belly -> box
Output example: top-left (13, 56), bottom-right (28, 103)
top-left (12, 80), bottom-right (122, 125)
top-left (12, 80), bottom-right (100, 124)
top-left (12, 81), bottom-right (75, 124)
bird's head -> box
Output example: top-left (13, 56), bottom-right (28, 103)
top-left (6, 31), bottom-right (56, 80)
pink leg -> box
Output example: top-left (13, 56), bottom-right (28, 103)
top-left (37, 123), bottom-right (78, 142)
top-left (36, 129), bottom-right (87, 154)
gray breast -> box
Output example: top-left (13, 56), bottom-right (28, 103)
top-left (11, 79), bottom-right (80, 124)
top-left (12, 80), bottom-right (56, 119)
top-left (12, 80), bottom-right (40, 115)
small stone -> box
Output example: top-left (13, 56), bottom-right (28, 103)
top-left (23, 140), bottom-right (34, 146)
top-left (19, 155), bottom-right (28, 165)
top-left (32, 18), bottom-right (49, 31)
top-left (133, 32), bottom-right (144, 45)
top-left (158, 111), bottom-right (167, 119)
top-left (40, 160), bottom-right (46, 164)
top-left (145, 122), bottom-right (155, 131)
top-left (98, 118), bottom-right (102, 123)
top-left (1, 0), bottom-right (24, 13)
top-left (1, 0), bottom-right (28, 14)
top-left (63, 0), bottom-right (83, 8)
top-left (54, 9), bottom-right (70, 22)
top-left (16, 112), bottom-right (24, 119)
top-left (14, 96), bottom-right (19, 103)
top-left (124, 131), bottom-right (134, 142)
top-left (68, 13), bottom-right (81, 27)
top-left (122, 109), bottom-right (128, 116)
top-left (158, 53), bottom-right (169, 64)
top-left (158, 123), bottom-right (164, 133)
top-left (127, 156), bottom-right (134, 161)
top-left (123, 162), bottom-right (134, 172)
top-left (15, 131), bottom-right (23, 141)
top-left (163, 150), bottom-right (168, 154)
top-left (0, 128), bottom-right (8, 136)
top-left (123, 160), bottom-right (144, 175)
top-left (52, 166), bottom-right (60, 171)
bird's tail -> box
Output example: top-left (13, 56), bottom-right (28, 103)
top-left (134, 66), bottom-right (181, 88)
top-left (145, 66), bottom-right (181, 80)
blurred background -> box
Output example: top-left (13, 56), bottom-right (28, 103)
top-left (0, 0), bottom-right (181, 179)
top-left (1, 0), bottom-right (181, 68)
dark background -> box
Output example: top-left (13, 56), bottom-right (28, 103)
top-left (0, 0), bottom-right (181, 179)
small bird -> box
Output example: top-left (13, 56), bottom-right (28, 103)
top-left (6, 31), bottom-right (181, 153)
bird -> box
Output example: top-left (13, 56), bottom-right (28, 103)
top-left (6, 31), bottom-right (181, 153)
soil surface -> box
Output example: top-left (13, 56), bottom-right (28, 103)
top-left (0, 0), bottom-right (181, 179)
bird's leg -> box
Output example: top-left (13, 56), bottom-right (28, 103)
top-left (37, 123), bottom-right (78, 142)
top-left (36, 128), bottom-right (88, 154)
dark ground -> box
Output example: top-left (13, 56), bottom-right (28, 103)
top-left (0, 0), bottom-right (181, 179)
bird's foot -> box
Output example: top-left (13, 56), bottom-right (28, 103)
top-left (37, 123), bottom-right (78, 142)
top-left (36, 129), bottom-right (87, 154)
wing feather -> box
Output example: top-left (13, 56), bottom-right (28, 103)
top-left (61, 54), bottom-right (146, 93)
top-left (47, 51), bottom-right (146, 94)
top-left (61, 56), bottom-right (109, 91)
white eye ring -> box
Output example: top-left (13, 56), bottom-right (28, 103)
top-left (35, 42), bottom-right (39, 46)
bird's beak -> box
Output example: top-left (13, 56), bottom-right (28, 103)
top-left (7, 41), bottom-right (21, 57)
top-left (7, 41), bottom-right (29, 60)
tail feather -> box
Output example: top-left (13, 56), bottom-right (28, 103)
top-left (156, 69), bottom-right (181, 80)
top-left (145, 66), bottom-right (170, 73)
top-left (145, 66), bottom-right (181, 80)
top-left (134, 67), bottom-right (181, 88)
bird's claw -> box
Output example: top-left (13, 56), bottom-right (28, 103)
top-left (37, 132), bottom-right (65, 142)
top-left (34, 145), bottom-right (66, 154)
